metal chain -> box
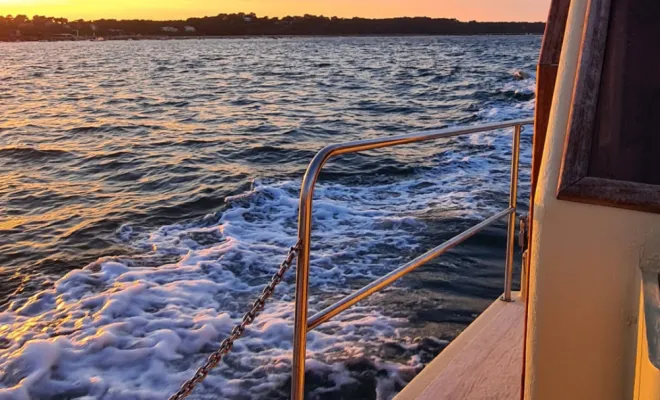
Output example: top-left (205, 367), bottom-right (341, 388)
top-left (168, 241), bottom-right (301, 400)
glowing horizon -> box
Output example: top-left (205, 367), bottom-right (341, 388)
top-left (0, 0), bottom-right (550, 22)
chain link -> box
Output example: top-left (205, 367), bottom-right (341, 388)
top-left (168, 241), bottom-right (301, 400)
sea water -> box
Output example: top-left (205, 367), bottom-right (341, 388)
top-left (0, 36), bottom-right (539, 399)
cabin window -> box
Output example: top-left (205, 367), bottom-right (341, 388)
top-left (557, 0), bottom-right (660, 213)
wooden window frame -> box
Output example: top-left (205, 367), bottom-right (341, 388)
top-left (557, 0), bottom-right (660, 213)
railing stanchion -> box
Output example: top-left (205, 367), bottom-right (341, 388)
top-left (503, 124), bottom-right (522, 302)
top-left (291, 229), bottom-right (310, 400)
top-left (292, 150), bottom-right (328, 400)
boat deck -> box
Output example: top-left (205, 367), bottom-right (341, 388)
top-left (396, 293), bottom-right (524, 400)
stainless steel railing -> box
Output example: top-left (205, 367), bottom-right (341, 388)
top-left (291, 119), bottom-right (532, 400)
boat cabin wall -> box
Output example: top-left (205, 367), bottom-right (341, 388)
top-left (525, 0), bottom-right (660, 398)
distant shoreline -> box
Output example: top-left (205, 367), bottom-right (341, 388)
top-left (1, 33), bottom-right (543, 43)
top-left (0, 13), bottom-right (544, 42)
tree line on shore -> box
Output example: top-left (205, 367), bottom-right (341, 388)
top-left (0, 13), bottom-right (545, 41)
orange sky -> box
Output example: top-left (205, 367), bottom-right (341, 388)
top-left (0, 0), bottom-right (551, 22)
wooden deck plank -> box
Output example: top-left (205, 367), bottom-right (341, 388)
top-left (396, 295), bottom-right (524, 400)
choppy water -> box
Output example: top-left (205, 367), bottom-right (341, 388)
top-left (0, 36), bottom-right (539, 399)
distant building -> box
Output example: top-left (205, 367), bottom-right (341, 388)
top-left (243, 16), bottom-right (253, 23)
top-left (161, 26), bottom-right (179, 33)
top-left (184, 26), bottom-right (196, 33)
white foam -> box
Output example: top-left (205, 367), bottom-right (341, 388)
top-left (0, 176), bottom-right (432, 398)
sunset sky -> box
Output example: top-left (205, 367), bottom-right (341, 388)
top-left (0, 0), bottom-right (551, 22)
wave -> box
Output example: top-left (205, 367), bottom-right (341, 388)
top-left (474, 89), bottom-right (535, 102)
top-left (228, 145), bottom-right (318, 165)
top-left (0, 147), bottom-right (72, 161)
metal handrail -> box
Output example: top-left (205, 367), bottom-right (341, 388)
top-left (291, 119), bottom-right (531, 399)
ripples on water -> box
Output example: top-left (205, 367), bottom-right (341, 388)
top-left (0, 36), bottom-right (539, 399)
